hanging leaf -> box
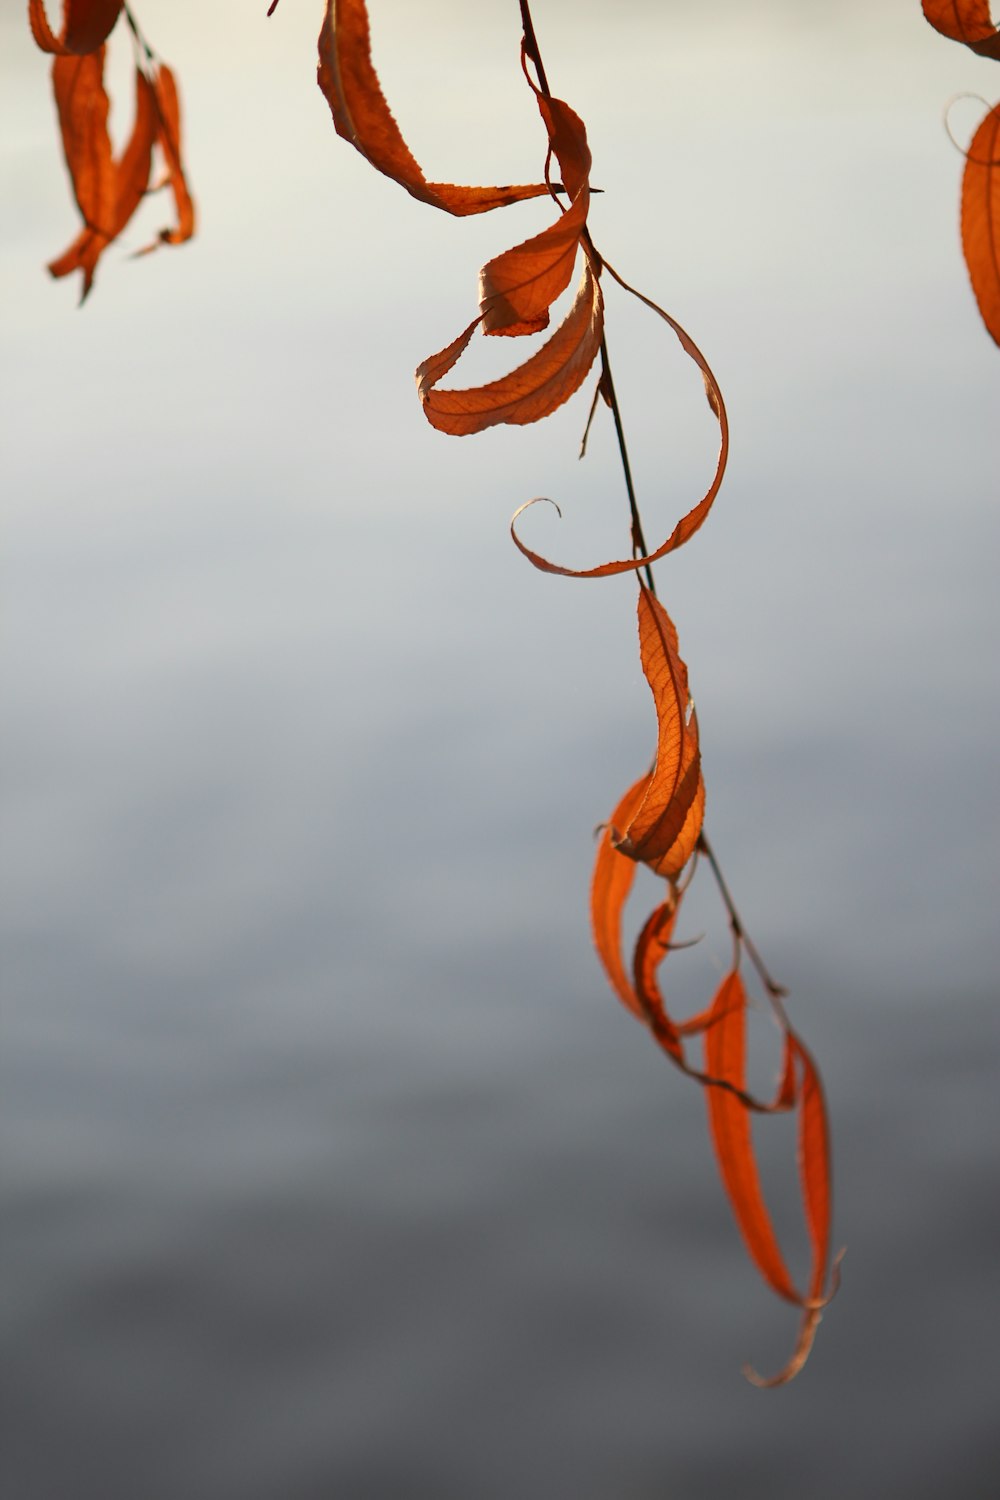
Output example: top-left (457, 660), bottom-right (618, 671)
top-left (961, 101), bottom-right (1000, 343)
top-left (49, 59), bottom-right (157, 298)
top-left (922, 0), bottom-right (1000, 58)
top-left (416, 258), bottom-right (604, 434)
top-left (134, 65), bottom-right (196, 252)
top-left (613, 588), bottom-right (705, 876)
top-left (510, 266), bottom-right (729, 579)
top-left (29, 0), bottom-right (122, 55)
top-left (316, 0), bottom-right (552, 215)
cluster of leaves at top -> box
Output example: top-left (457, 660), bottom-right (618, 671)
top-left (922, 3), bottom-right (1000, 345)
top-left (29, 0), bottom-right (194, 301)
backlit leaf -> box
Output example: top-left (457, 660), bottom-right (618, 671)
top-left (135, 65), bottom-right (196, 252)
top-left (613, 588), bottom-right (704, 874)
top-left (922, 0), bottom-right (1000, 58)
top-left (316, 0), bottom-right (551, 216)
top-left (49, 60), bottom-right (156, 298)
top-left (510, 266), bottom-right (729, 579)
top-left (29, 0), bottom-right (122, 55)
top-left (416, 258), bottom-right (604, 435)
top-left (961, 101), bottom-right (1000, 344)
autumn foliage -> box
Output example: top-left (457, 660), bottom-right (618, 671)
top-left (922, 1), bottom-right (1000, 344)
top-left (29, 1), bottom-right (194, 301)
top-left (24, 0), bottom-right (864, 1385)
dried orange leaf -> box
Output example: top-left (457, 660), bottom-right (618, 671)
top-left (478, 93), bottom-right (592, 336)
top-left (590, 773), bottom-right (653, 1021)
top-left (961, 101), bottom-right (1000, 344)
top-left (614, 588), bottom-right (705, 872)
top-left (49, 62), bottom-right (156, 298)
top-left (137, 65), bottom-right (196, 251)
top-left (922, 0), bottom-right (1000, 58)
top-left (704, 971), bottom-right (801, 1305)
top-left (510, 265), bottom-right (729, 578)
top-left (416, 258), bottom-right (604, 435)
top-left (29, 0), bottom-right (122, 55)
top-left (317, 0), bottom-right (551, 216)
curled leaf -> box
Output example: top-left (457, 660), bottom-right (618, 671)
top-left (614, 587), bottom-right (705, 877)
top-left (29, 0), bottom-right (122, 55)
top-left (961, 101), bottom-right (1000, 344)
top-left (49, 60), bottom-right (156, 298)
top-left (317, 0), bottom-right (551, 216)
top-left (510, 263), bottom-right (729, 579)
top-left (922, 0), bottom-right (1000, 58)
top-left (135, 65), bottom-right (196, 253)
top-left (416, 258), bottom-right (604, 435)
top-left (590, 773), bottom-right (655, 1021)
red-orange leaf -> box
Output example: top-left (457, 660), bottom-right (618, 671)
top-left (704, 971), bottom-right (801, 1305)
top-left (138, 65), bottom-right (196, 251)
top-left (961, 101), bottom-right (1000, 344)
top-left (416, 258), bottom-right (604, 435)
top-left (477, 89), bottom-right (593, 336)
top-left (922, 0), bottom-right (1000, 58)
top-left (590, 772), bottom-right (656, 1022)
top-left (510, 265), bottom-right (729, 579)
top-left (49, 60), bottom-right (156, 298)
top-left (316, 0), bottom-right (551, 216)
top-left (29, 0), bottom-right (122, 55)
top-left (613, 587), bottom-right (705, 876)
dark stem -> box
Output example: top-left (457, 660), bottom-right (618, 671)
top-left (696, 833), bottom-right (788, 1004)
top-left (122, 3), bottom-right (155, 62)
top-left (520, 0), bottom-right (782, 1006)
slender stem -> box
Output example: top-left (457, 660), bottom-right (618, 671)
top-left (596, 336), bottom-right (656, 593)
top-left (519, 0), bottom-right (552, 97)
top-left (520, 0), bottom-right (783, 1004)
top-left (696, 833), bottom-right (788, 1003)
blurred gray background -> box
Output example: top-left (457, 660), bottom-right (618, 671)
top-left (2, 2), bottom-right (998, 1496)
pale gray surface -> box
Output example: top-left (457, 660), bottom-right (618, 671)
top-left (2, 3), bottom-right (998, 1497)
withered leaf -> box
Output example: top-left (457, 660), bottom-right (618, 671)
top-left (316, 0), bottom-right (552, 216)
top-left (590, 772), bottom-right (655, 1021)
top-left (922, 0), bottom-right (1000, 58)
top-left (613, 587), bottom-right (705, 877)
top-left (136, 65), bottom-right (196, 253)
top-left (416, 258), bottom-right (604, 435)
top-left (510, 266), bottom-right (729, 579)
top-left (29, 0), bottom-right (122, 55)
top-left (49, 60), bottom-right (156, 298)
top-left (961, 101), bottom-right (1000, 344)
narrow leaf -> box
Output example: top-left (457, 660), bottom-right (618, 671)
top-left (49, 62), bottom-right (156, 298)
top-left (590, 773), bottom-right (651, 1020)
top-left (138, 65), bottom-right (196, 251)
top-left (614, 587), bottom-right (705, 873)
top-left (317, 0), bottom-right (551, 216)
top-left (703, 971), bottom-right (802, 1305)
top-left (961, 101), bottom-right (1000, 345)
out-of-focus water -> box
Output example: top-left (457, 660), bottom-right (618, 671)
top-left (4, 2), bottom-right (1000, 1496)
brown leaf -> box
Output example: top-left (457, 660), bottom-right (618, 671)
top-left (510, 265), bottom-right (729, 579)
top-left (29, 0), bottom-right (122, 55)
top-left (416, 258), bottom-right (604, 435)
top-left (922, 0), bottom-right (1000, 58)
top-left (316, 0), bottom-right (551, 216)
top-left (961, 101), bottom-right (1000, 344)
